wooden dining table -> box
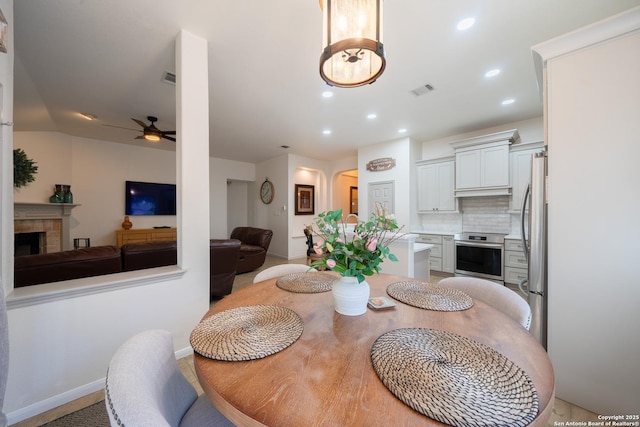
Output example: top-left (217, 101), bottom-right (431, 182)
top-left (193, 273), bottom-right (555, 427)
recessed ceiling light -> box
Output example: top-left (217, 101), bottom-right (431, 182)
top-left (367, 113), bottom-right (377, 119)
top-left (322, 91), bottom-right (333, 98)
top-left (502, 99), bottom-right (515, 105)
top-left (398, 128), bottom-right (407, 134)
top-left (485, 69), bottom-right (501, 78)
top-left (457, 17), bottom-right (475, 31)
top-left (322, 129), bottom-right (332, 135)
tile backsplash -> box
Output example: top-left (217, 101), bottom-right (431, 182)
top-left (460, 196), bottom-right (511, 234)
top-left (419, 196), bottom-right (518, 235)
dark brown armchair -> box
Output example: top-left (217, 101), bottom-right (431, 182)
top-left (229, 227), bottom-right (273, 274)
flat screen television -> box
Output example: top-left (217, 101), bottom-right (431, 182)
top-left (125, 181), bottom-right (177, 216)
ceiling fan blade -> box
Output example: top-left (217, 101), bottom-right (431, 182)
top-left (163, 135), bottom-right (176, 142)
top-left (131, 118), bottom-right (148, 129)
top-left (103, 124), bottom-right (140, 132)
top-left (162, 130), bottom-right (176, 135)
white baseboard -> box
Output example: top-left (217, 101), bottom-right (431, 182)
top-left (6, 346), bottom-right (193, 425)
top-left (6, 378), bottom-right (105, 425)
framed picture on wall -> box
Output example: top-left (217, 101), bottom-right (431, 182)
top-left (295, 184), bottom-right (314, 215)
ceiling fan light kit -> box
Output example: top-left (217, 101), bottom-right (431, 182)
top-left (319, 0), bottom-right (385, 88)
top-left (131, 116), bottom-right (176, 142)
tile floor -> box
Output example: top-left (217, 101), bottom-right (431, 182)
top-left (11, 255), bottom-right (599, 426)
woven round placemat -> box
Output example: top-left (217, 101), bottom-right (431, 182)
top-left (190, 305), bottom-right (304, 361)
top-left (276, 272), bottom-right (334, 293)
top-left (386, 281), bottom-right (473, 311)
top-left (371, 328), bottom-right (539, 427)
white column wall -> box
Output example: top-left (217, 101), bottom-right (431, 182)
top-left (3, 29), bottom-right (211, 424)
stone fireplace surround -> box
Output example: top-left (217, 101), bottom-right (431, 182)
top-left (14, 203), bottom-right (79, 253)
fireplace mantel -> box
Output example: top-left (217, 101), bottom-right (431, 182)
top-left (14, 203), bottom-right (81, 252)
top-left (14, 202), bottom-right (80, 219)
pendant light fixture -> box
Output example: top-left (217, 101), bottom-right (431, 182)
top-left (319, 0), bottom-right (385, 88)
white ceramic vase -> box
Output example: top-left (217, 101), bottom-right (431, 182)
top-left (332, 276), bottom-right (370, 316)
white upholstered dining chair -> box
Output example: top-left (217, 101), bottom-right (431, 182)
top-left (253, 264), bottom-right (316, 283)
top-left (105, 329), bottom-right (233, 427)
top-left (439, 277), bottom-right (532, 330)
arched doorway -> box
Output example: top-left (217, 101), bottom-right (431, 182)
top-left (332, 169), bottom-right (358, 222)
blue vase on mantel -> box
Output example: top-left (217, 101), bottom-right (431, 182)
top-left (49, 184), bottom-right (73, 203)
top-left (62, 185), bottom-right (73, 203)
top-left (49, 184), bottom-right (63, 203)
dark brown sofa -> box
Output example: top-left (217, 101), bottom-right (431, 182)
top-left (14, 246), bottom-right (122, 287)
top-left (121, 240), bottom-right (177, 271)
top-left (14, 239), bottom-right (242, 298)
top-left (230, 227), bottom-right (273, 274)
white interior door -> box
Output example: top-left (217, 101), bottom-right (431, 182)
top-left (368, 181), bottom-right (394, 216)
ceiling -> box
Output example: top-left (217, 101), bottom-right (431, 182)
top-left (13, 0), bottom-right (640, 163)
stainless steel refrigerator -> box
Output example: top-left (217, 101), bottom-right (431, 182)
top-left (519, 149), bottom-right (547, 349)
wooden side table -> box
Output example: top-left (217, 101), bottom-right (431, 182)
top-left (115, 228), bottom-right (177, 247)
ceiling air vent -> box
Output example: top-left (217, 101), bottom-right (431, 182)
top-left (162, 71), bottom-right (176, 86)
top-left (410, 84), bottom-right (435, 97)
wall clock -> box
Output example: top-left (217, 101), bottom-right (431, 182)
top-left (260, 179), bottom-right (274, 204)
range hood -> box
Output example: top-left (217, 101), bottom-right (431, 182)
top-left (449, 129), bottom-right (519, 198)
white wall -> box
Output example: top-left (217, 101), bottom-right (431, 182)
top-left (358, 137), bottom-right (413, 229)
top-left (3, 29), bottom-right (212, 424)
top-left (226, 181), bottom-right (249, 236)
top-left (543, 24), bottom-right (640, 414)
top-left (253, 155), bottom-right (288, 258)
top-left (0, 1), bottom-right (13, 423)
top-left (14, 132), bottom-right (178, 246)
top-left (13, 132), bottom-right (257, 245)
top-left (210, 157), bottom-right (255, 238)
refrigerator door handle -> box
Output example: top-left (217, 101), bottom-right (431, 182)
top-left (520, 183), bottom-right (530, 263)
top-left (518, 183), bottom-right (531, 296)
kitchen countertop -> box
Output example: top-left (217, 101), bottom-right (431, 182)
top-left (411, 230), bottom-right (460, 236)
top-left (414, 243), bottom-right (433, 252)
top-left (505, 234), bottom-right (523, 240)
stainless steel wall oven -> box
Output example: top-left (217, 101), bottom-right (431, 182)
top-left (454, 232), bottom-right (505, 282)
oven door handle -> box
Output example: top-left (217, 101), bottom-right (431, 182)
top-left (454, 241), bottom-right (504, 250)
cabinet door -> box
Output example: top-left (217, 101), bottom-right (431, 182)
top-left (442, 235), bottom-right (454, 273)
top-left (417, 161), bottom-right (456, 212)
top-left (510, 146), bottom-right (542, 211)
top-left (481, 145), bottom-right (510, 187)
top-left (455, 150), bottom-right (481, 189)
top-left (436, 162), bottom-right (455, 211)
top-left (417, 164), bottom-right (438, 211)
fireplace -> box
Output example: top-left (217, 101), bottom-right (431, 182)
top-left (14, 203), bottom-right (79, 253)
top-left (15, 232), bottom-right (44, 256)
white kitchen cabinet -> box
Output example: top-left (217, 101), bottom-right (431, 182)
top-left (416, 233), bottom-right (455, 274)
top-left (416, 159), bottom-right (456, 212)
top-left (509, 143), bottom-right (544, 212)
top-left (450, 129), bottom-right (518, 197)
top-left (504, 238), bottom-right (527, 285)
top-left (456, 143), bottom-right (510, 189)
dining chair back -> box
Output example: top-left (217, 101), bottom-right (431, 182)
top-left (253, 264), bottom-right (316, 283)
top-left (438, 277), bottom-right (532, 330)
top-left (105, 329), bottom-right (233, 427)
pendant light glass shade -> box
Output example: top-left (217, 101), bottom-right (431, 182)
top-left (320, 0), bottom-right (385, 88)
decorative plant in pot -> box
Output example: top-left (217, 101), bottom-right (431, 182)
top-left (310, 205), bottom-right (404, 316)
top-left (13, 148), bottom-right (38, 189)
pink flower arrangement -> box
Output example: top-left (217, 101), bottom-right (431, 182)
top-left (310, 206), bottom-right (403, 283)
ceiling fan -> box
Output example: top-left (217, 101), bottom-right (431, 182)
top-left (105, 116), bottom-right (176, 142)
top-left (131, 116), bottom-right (176, 142)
